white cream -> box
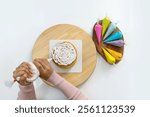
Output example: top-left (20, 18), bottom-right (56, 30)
top-left (51, 41), bottom-right (77, 66)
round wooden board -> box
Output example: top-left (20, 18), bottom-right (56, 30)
top-left (32, 24), bottom-right (97, 87)
top-left (92, 21), bottom-right (124, 64)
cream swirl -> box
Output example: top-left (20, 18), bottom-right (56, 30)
top-left (51, 41), bottom-right (77, 66)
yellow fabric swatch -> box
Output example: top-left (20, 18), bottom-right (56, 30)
top-left (102, 17), bottom-right (110, 36)
top-left (105, 48), bottom-right (122, 61)
top-left (102, 48), bottom-right (116, 64)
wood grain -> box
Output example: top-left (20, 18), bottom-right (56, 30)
top-left (32, 24), bottom-right (97, 86)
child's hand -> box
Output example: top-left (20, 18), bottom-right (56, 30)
top-left (33, 58), bottom-right (53, 81)
top-left (13, 62), bottom-right (33, 86)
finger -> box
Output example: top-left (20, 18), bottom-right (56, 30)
top-left (35, 58), bottom-right (44, 69)
top-left (16, 65), bottom-right (28, 71)
top-left (13, 70), bottom-right (25, 79)
top-left (33, 60), bottom-right (44, 72)
top-left (27, 73), bottom-right (33, 78)
top-left (20, 73), bottom-right (28, 81)
top-left (15, 68), bottom-right (33, 79)
top-left (34, 58), bottom-right (46, 68)
top-left (21, 68), bottom-right (32, 76)
top-left (18, 62), bottom-right (31, 70)
top-left (13, 70), bottom-right (32, 79)
top-left (38, 58), bottom-right (51, 70)
top-left (16, 66), bottom-right (32, 74)
top-left (16, 63), bottom-right (32, 76)
top-left (41, 58), bottom-right (49, 65)
top-left (19, 73), bottom-right (28, 84)
top-left (38, 58), bottom-right (47, 66)
top-left (40, 59), bottom-right (51, 69)
top-left (15, 77), bottom-right (20, 81)
top-left (19, 75), bottom-right (29, 85)
top-left (20, 62), bottom-right (30, 67)
top-left (16, 67), bottom-right (32, 75)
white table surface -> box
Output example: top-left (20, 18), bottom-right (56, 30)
top-left (0, 0), bottom-right (150, 100)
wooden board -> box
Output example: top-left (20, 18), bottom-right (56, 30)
top-left (92, 21), bottom-right (124, 64)
top-left (32, 24), bottom-right (97, 86)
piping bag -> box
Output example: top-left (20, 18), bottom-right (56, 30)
top-left (5, 58), bottom-right (52, 88)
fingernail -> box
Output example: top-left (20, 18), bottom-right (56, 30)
top-left (16, 77), bottom-right (20, 81)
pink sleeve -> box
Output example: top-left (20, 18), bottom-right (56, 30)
top-left (17, 83), bottom-right (36, 100)
top-left (47, 71), bottom-right (88, 100)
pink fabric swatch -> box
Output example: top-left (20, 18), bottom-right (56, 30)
top-left (95, 23), bottom-right (102, 45)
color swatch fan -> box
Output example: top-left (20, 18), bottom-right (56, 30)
top-left (92, 17), bottom-right (125, 64)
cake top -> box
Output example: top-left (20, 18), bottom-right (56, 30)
top-left (51, 41), bottom-right (77, 66)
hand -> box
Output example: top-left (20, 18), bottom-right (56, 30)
top-left (13, 62), bottom-right (33, 86)
top-left (33, 58), bottom-right (53, 80)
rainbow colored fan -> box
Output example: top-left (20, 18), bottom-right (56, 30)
top-left (93, 17), bottom-right (125, 64)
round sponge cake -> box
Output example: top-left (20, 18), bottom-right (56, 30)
top-left (51, 41), bottom-right (77, 68)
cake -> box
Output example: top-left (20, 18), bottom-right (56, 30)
top-left (51, 41), bottom-right (77, 68)
top-left (93, 17), bottom-right (125, 64)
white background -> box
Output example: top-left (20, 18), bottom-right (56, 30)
top-left (0, 0), bottom-right (150, 100)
